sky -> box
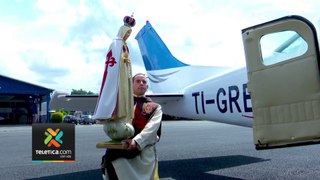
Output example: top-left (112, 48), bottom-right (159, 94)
top-left (0, 0), bottom-right (319, 93)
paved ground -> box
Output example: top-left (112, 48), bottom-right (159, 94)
top-left (0, 121), bottom-right (320, 179)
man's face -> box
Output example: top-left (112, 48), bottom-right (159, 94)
top-left (133, 75), bottom-right (148, 96)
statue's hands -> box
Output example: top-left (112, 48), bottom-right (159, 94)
top-left (122, 52), bottom-right (130, 63)
top-left (123, 58), bottom-right (131, 64)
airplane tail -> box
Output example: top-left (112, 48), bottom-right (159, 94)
top-left (135, 22), bottom-right (231, 93)
top-left (135, 21), bottom-right (189, 71)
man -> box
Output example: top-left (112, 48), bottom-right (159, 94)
top-left (102, 73), bottom-right (163, 180)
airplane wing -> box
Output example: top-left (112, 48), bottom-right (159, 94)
top-left (50, 91), bottom-right (183, 112)
top-left (145, 93), bottom-right (184, 104)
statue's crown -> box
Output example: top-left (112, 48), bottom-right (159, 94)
top-left (123, 15), bottom-right (136, 27)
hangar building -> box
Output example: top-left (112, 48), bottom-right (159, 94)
top-left (0, 75), bottom-right (53, 124)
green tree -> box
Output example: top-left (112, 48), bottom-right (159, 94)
top-left (71, 89), bottom-right (96, 95)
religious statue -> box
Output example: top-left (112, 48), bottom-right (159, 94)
top-left (93, 15), bottom-right (136, 142)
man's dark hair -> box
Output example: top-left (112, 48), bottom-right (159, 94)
top-left (132, 73), bottom-right (147, 82)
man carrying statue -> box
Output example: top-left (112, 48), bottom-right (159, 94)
top-left (93, 15), bottom-right (163, 180)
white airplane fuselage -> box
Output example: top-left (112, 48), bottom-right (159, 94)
top-left (147, 67), bottom-right (252, 127)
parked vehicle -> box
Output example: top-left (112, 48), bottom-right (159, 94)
top-left (63, 115), bottom-right (78, 125)
top-left (79, 115), bottom-right (95, 125)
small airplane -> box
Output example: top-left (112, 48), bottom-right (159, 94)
top-left (50, 15), bottom-right (320, 149)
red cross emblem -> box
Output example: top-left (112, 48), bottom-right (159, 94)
top-left (98, 50), bottom-right (118, 96)
top-left (106, 50), bottom-right (117, 67)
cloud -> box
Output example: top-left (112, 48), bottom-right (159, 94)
top-left (1, 0), bottom-right (320, 93)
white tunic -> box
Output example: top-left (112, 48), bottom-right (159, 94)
top-left (104, 106), bottom-right (162, 180)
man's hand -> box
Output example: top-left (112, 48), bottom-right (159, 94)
top-left (123, 139), bottom-right (137, 150)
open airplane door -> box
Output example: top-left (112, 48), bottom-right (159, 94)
top-left (242, 15), bottom-right (320, 149)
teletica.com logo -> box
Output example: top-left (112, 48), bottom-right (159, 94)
top-left (44, 128), bottom-right (63, 148)
top-left (33, 124), bottom-right (75, 162)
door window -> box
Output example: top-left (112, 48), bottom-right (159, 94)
top-left (260, 31), bottom-right (308, 65)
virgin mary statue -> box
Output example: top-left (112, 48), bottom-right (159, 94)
top-left (93, 15), bottom-right (136, 141)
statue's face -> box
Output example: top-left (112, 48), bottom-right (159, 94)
top-left (123, 29), bottom-right (132, 41)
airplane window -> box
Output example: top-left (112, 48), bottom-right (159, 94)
top-left (260, 30), bottom-right (308, 65)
